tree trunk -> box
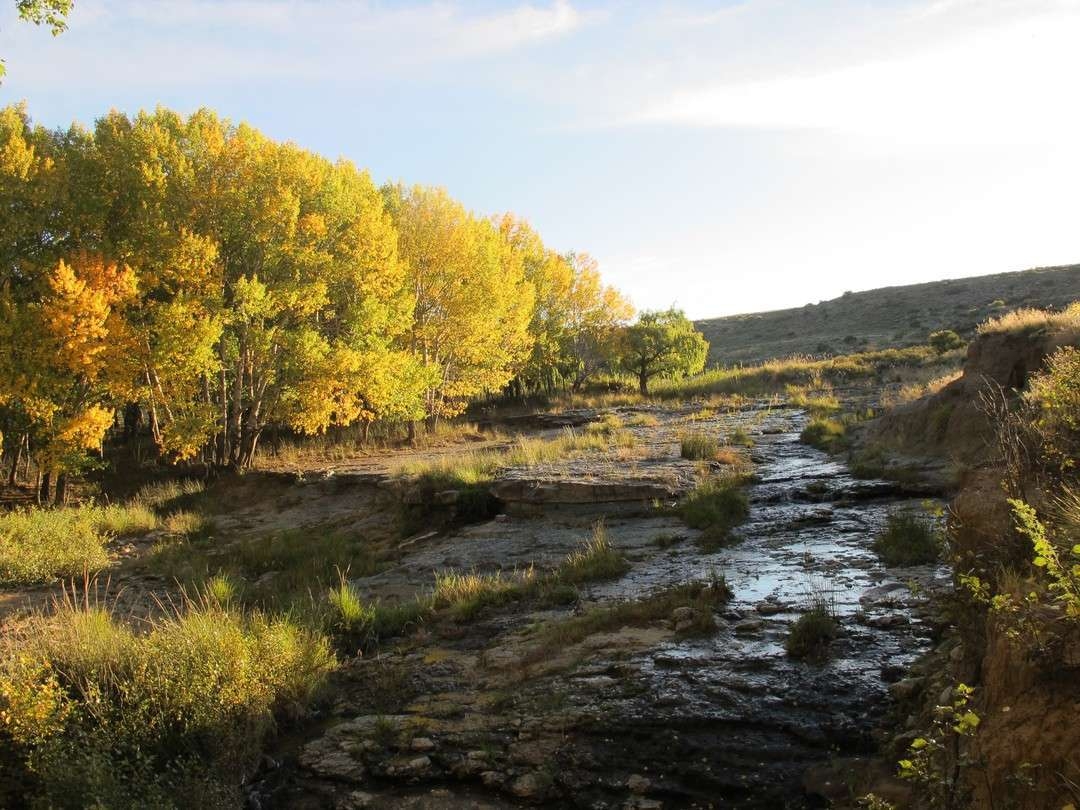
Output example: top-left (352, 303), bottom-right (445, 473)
top-left (38, 471), bottom-right (51, 505)
top-left (361, 421), bottom-right (370, 445)
top-left (638, 369), bottom-right (649, 396)
top-left (407, 420), bottom-right (417, 444)
top-left (55, 473), bottom-right (67, 506)
top-left (8, 435), bottom-right (24, 486)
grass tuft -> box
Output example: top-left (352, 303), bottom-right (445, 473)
top-left (559, 521), bottom-right (630, 584)
top-left (785, 606), bottom-right (839, 660)
top-left (680, 432), bottom-right (720, 460)
top-left (679, 475), bottom-right (750, 548)
top-left (873, 509), bottom-right (941, 566)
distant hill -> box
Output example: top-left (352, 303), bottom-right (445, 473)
top-left (695, 264), bottom-right (1080, 366)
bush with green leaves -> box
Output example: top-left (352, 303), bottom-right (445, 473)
top-left (928, 329), bottom-right (965, 354)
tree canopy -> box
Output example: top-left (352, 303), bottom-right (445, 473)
top-left (0, 104), bottom-right (636, 488)
top-left (622, 308), bottom-right (709, 395)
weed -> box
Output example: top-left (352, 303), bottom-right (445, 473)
top-left (0, 594), bottom-right (333, 808)
top-left (680, 432), bottom-right (720, 460)
top-left (727, 427), bottom-right (755, 448)
top-left (785, 606), bottom-right (839, 660)
top-left (874, 510), bottom-right (941, 566)
top-left (679, 475), bottom-right (750, 547)
top-left (800, 417), bottom-right (847, 452)
top-left (559, 521), bottom-right (630, 584)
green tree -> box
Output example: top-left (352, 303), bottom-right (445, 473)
top-left (622, 308), bottom-right (708, 395)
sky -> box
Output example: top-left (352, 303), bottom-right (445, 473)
top-left (2, 0), bottom-right (1078, 318)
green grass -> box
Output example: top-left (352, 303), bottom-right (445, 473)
top-left (147, 527), bottom-right (385, 614)
top-left (727, 427), bottom-right (755, 448)
top-left (0, 594), bottom-right (333, 809)
top-left (0, 480), bottom-right (213, 587)
top-left (327, 523), bottom-right (630, 639)
top-left (785, 606), bottom-right (840, 660)
top-left (559, 521), bottom-right (631, 584)
top-left (679, 475), bottom-right (750, 548)
top-left (680, 432), bottom-right (720, 460)
top-left (0, 508), bottom-right (113, 585)
top-left (800, 416), bottom-right (847, 453)
top-left (873, 510), bottom-right (941, 566)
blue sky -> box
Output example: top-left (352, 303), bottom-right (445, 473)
top-left (2, 0), bottom-right (1078, 317)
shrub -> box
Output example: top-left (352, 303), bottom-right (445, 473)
top-left (1024, 346), bottom-right (1080, 475)
top-left (0, 599), bottom-right (334, 808)
top-left (679, 476), bottom-right (750, 547)
top-left (786, 606), bottom-right (839, 660)
top-left (680, 432), bottom-right (719, 460)
top-left (928, 329), bottom-right (965, 354)
top-left (874, 510), bottom-right (940, 566)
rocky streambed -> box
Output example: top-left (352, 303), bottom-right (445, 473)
top-left (259, 404), bottom-right (948, 810)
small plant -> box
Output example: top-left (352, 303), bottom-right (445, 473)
top-left (680, 431), bottom-right (719, 460)
top-left (727, 427), bottom-right (755, 447)
top-left (560, 521), bottom-right (630, 584)
top-left (928, 329), bottom-right (964, 354)
top-left (785, 605), bottom-right (839, 660)
top-left (203, 573), bottom-right (236, 606)
top-left (652, 532), bottom-right (684, 549)
top-left (328, 573), bottom-right (371, 629)
top-left (898, 683), bottom-right (981, 808)
top-left (679, 475), bottom-right (750, 548)
top-left (800, 416), bottom-right (846, 452)
top-left (874, 509), bottom-right (940, 566)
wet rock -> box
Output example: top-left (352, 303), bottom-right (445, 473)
top-left (299, 739), bottom-right (366, 783)
top-left (880, 663), bottom-right (906, 682)
top-left (755, 600), bottom-right (787, 616)
top-left (627, 773), bottom-right (651, 794)
top-left (860, 582), bottom-right (909, 606)
top-left (386, 755), bottom-right (432, 779)
top-left (410, 736), bottom-right (436, 752)
top-left (888, 677), bottom-right (925, 702)
top-left (868, 613), bottom-right (909, 629)
top-left (734, 619), bottom-right (765, 635)
top-left (509, 771), bottom-right (550, 799)
top-left (481, 770), bottom-right (506, 789)
top-left (671, 606), bottom-right (695, 623)
top-left (433, 490), bottom-right (460, 505)
top-left (337, 791), bottom-right (377, 809)
top-left (938, 685), bottom-right (954, 706)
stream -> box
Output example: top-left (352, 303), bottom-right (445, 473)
top-left (269, 404), bottom-right (947, 809)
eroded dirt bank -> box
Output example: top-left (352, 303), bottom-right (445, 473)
top-left (250, 403), bottom-right (948, 810)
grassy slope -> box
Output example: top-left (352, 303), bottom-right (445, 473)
top-left (696, 263), bottom-right (1080, 365)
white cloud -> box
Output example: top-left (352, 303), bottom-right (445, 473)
top-left (629, 7), bottom-right (1080, 147)
top-left (2, 0), bottom-right (590, 88)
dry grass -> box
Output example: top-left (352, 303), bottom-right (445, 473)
top-left (881, 369), bottom-right (963, 408)
top-left (976, 301), bottom-right (1080, 337)
top-left (399, 426), bottom-right (637, 487)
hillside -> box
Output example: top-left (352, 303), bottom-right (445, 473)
top-left (696, 263), bottom-right (1080, 365)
